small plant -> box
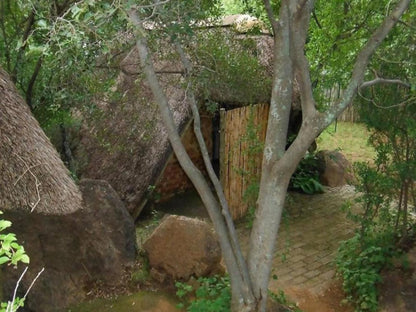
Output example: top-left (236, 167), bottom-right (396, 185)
top-left (0, 216), bottom-right (29, 267)
top-left (336, 156), bottom-right (411, 311)
top-left (336, 230), bottom-right (398, 312)
top-left (0, 211), bottom-right (30, 312)
top-left (175, 275), bottom-right (231, 312)
top-left (290, 152), bottom-right (324, 195)
top-left (268, 288), bottom-right (303, 312)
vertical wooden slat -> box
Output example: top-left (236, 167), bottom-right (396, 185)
top-left (230, 109), bottom-right (238, 217)
top-left (220, 103), bottom-right (271, 220)
top-left (219, 108), bottom-right (227, 205)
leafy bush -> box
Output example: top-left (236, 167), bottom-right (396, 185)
top-left (175, 275), bottom-right (231, 312)
top-left (0, 212), bottom-right (29, 267)
top-left (290, 152), bottom-right (324, 195)
top-left (336, 230), bottom-right (398, 312)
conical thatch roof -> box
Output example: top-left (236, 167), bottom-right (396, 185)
top-left (0, 68), bottom-right (82, 214)
top-left (78, 47), bottom-right (190, 217)
top-left (76, 25), bottom-right (300, 217)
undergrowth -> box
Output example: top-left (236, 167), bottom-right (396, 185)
top-left (175, 275), bottom-right (302, 312)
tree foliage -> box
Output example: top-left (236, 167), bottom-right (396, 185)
top-left (335, 11), bottom-right (415, 308)
top-left (0, 0), bottom-right (125, 132)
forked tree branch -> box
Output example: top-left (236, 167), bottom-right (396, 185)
top-left (291, 0), bottom-right (316, 119)
top-left (127, 8), bottom-right (254, 309)
top-left (322, 0), bottom-right (412, 129)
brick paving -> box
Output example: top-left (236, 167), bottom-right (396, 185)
top-left (268, 185), bottom-right (358, 295)
top-left (156, 185), bottom-right (359, 297)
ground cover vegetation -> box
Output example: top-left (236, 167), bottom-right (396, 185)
top-left (0, 0), bottom-right (415, 311)
top-left (0, 212), bottom-right (30, 312)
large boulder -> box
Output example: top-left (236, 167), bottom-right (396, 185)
top-left (143, 215), bottom-right (222, 280)
top-left (317, 150), bottom-right (355, 187)
top-left (1, 179), bottom-right (136, 312)
top-left (77, 179), bottom-right (137, 281)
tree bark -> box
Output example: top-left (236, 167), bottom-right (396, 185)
top-left (174, 42), bottom-right (254, 302)
top-left (248, 2), bottom-right (294, 309)
top-left (247, 0), bottom-right (411, 310)
top-left (126, 0), bottom-right (412, 310)
top-left (127, 9), bottom-right (256, 311)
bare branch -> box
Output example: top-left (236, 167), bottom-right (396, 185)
top-left (23, 268), bottom-right (45, 300)
top-left (6, 267), bottom-right (44, 312)
top-left (358, 91), bottom-right (415, 109)
top-left (14, 163), bottom-right (43, 186)
top-left (360, 77), bottom-right (411, 89)
top-left (7, 267), bottom-right (28, 312)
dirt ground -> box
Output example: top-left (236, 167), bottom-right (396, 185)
top-left (378, 247), bottom-right (416, 312)
top-left (284, 280), bottom-right (353, 312)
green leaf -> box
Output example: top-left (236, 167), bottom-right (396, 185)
top-left (0, 220), bottom-right (12, 231)
top-left (0, 256), bottom-right (10, 265)
top-left (20, 254), bottom-right (30, 264)
top-left (37, 19), bottom-right (47, 28)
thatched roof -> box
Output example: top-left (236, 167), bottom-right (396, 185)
top-left (78, 47), bottom-right (190, 216)
top-left (0, 68), bottom-right (82, 214)
top-left (76, 25), bottom-right (300, 217)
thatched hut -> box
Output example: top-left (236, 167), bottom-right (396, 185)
top-left (75, 27), bottom-right (303, 218)
top-left (0, 68), bottom-right (136, 311)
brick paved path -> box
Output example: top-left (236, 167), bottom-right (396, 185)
top-left (157, 185), bottom-right (359, 305)
top-left (268, 186), bottom-right (357, 295)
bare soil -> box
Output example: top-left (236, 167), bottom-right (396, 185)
top-left (378, 247), bottom-right (416, 312)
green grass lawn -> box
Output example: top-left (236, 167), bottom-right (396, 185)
top-left (317, 121), bottom-right (375, 164)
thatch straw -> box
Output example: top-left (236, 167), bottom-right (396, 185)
top-left (0, 68), bottom-right (82, 214)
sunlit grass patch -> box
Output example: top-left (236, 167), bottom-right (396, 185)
top-left (317, 122), bottom-right (375, 164)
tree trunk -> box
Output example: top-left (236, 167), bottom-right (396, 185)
top-left (246, 0), bottom-right (411, 310)
top-left (126, 0), bottom-right (411, 311)
top-left (126, 10), bottom-right (256, 311)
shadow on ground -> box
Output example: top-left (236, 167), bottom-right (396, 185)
top-left (147, 186), bottom-right (358, 311)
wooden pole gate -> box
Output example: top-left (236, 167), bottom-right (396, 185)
top-left (220, 104), bottom-right (269, 220)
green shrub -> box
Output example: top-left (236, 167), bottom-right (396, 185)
top-left (290, 152), bottom-right (324, 195)
top-left (336, 229), bottom-right (399, 312)
top-left (175, 275), bottom-right (231, 312)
